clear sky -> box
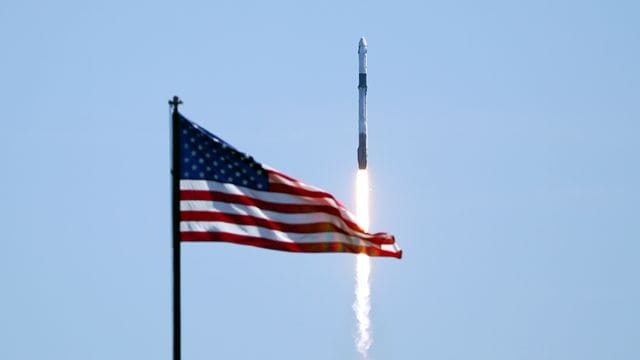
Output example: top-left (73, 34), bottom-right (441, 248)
top-left (1, 0), bottom-right (639, 359)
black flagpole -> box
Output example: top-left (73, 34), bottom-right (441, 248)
top-left (169, 96), bottom-right (183, 360)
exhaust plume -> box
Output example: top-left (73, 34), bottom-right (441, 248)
top-left (354, 170), bottom-right (372, 359)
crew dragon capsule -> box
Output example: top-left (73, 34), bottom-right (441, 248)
top-left (357, 37), bottom-right (368, 170)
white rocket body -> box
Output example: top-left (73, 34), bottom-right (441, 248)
top-left (357, 37), bottom-right (368, 170)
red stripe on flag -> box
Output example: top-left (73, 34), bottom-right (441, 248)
top-left (268, 182), bottom-right (336, 200)
top-left (180, 190), bottom-right (367, 234)
top-left (181, 190), bottom-right (333, 214)
top-left (180, 232), bottom-right (402, 259)
top-left (268, 170), bottom-right (349, 209)
top-left (180, 211), bottom-right (395, 245)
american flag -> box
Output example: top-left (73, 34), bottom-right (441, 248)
top-left (177, 113), bottom-right (402, 259)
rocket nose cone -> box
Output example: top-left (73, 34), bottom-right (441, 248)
top-left (358, 37), bottom-right (368, 53)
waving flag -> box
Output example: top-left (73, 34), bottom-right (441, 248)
top-left (175, 113), bottom-right (401, 258)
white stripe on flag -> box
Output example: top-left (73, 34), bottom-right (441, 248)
top-left (181, 200), bottom-right (348, 225)
top-left (180, 221), bottom-right (398, 252)
top-left (180, 179), bottom-right (359, 224)
top-left (180, 200), bottom-right (387, 242)
top-left (180, 179), bottom-right (344, 208)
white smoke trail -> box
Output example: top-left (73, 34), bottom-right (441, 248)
top-left (355, 253), bottom-right (372, 358)
top-left (354, 170), bottom-right (372, 359)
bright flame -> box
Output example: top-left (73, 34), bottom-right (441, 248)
top-left (354, 169), bottom-right (372, 359)
top-left (355, 170), bottom-right (370, 231)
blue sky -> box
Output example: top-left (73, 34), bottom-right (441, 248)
top-left (1, 1), bottom-right (639, 359)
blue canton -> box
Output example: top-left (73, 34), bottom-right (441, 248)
top-left (179, 115), bottom-right (269, 190)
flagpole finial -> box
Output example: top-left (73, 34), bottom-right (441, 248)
top-left (169, 96), bottom-right (183, 113)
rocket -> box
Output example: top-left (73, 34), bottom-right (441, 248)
top-left (357, 37), bottom-right (368, 170)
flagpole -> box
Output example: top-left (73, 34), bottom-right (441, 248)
top-left (169, 96), bottom-right (183, 360)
